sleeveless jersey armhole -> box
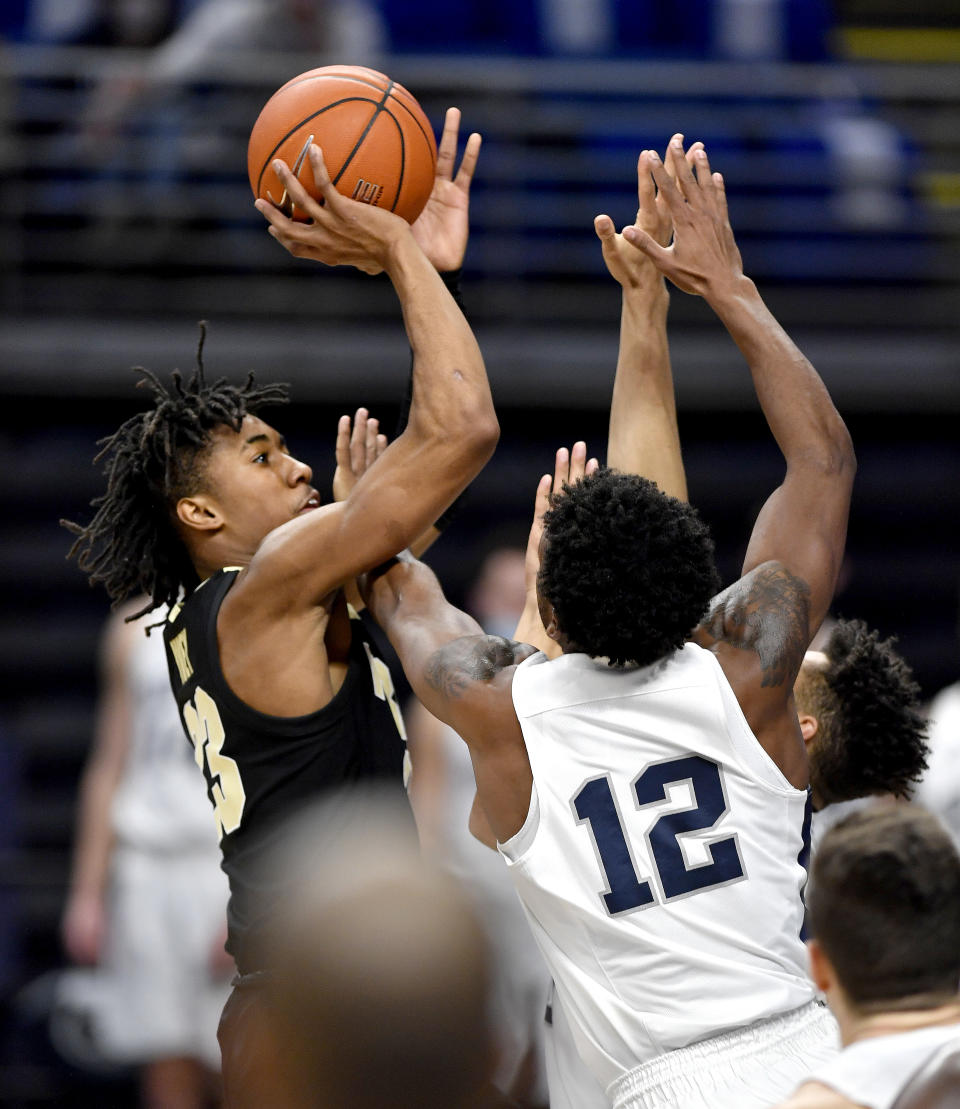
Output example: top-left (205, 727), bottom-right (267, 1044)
top-left (498, 781), bottom-right (540, 863)
top-left (702, 648), bottom-right (807, 796)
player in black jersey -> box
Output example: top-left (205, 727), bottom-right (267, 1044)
top-left (65, 110), bottom-right (496, 1109)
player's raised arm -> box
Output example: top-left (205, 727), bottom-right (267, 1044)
top-left (625, 137), bottom-right (855, 748)
top-left (246, 141), bottom-right (498, 605)
top-left (598, 145), bottom-right (687, 500)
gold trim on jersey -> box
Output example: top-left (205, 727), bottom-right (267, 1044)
top-left (169, 629), bottom-right (194, 684)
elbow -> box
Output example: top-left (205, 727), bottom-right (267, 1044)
top-left (440, 407), bottom-right (499, 468)
top-left (832, 422), bottom-right (857, 481)
top-left (469, 412), bottom-right (500, 464)
top-left (811, 419), bottom-right (856, 482)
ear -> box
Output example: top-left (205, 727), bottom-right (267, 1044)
top-left (806, 937), bottom-right (833, 994)
top-left (544, 612), bottom-right (561, 642)
top-left (176, 494), bottom-right (224, 533)
top-left (798, 712), bottom-right (819, 747)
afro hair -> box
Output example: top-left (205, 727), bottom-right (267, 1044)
top-left (538, 468), bottom-right (720, 667)
top-left (804, 618), bottom-right (929, 806)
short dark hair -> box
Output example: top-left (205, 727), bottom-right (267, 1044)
top-left (802, 619), bottom-right (928, 806)
top-left (808, 805), bottom-right (960, 1009)
top-left (62, 326), bottom-right (288, 620)
top-left (538, 468), bottom-right (720, 667)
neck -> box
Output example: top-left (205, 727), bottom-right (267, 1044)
top-left (840, 998), bottom-right (960, 1047)
top-left (191, 540), bottom-right (251, 583)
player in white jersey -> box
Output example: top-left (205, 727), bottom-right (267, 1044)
top-left (913, 678), bottom-right (960, 850)
top-left (466, 136), bottom-right (925, 1109)
top-left (60, 599), bottom-right (231, 1107)
top-left (591, 141), bottom-right (926, 826)
top-left (361, 135), bottom-right (854, 1109)
top-left (544, 137), bottom-right (928, 1102)
top-left (773, 805), bottom-right (960, 1109)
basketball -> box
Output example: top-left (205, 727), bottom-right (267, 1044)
top-left (248, 65), bottom-right (437, 224)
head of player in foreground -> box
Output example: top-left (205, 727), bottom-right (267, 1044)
top-left (807, 804), bottom-right (960, 1034)
top-left (253, 788), bottom-right (497, 1109)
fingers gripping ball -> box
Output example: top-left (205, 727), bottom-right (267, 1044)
top-left (248, 65), bottom-right (437, 223)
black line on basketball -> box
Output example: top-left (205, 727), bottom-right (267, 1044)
top-left (379, 106), bottom-right (405, 212)
top-left (256, 95), bottom-right (382, 196)
top-left (332, 82), bottom-right (394, 188)
top-left (382, 94), bottom-right (435, 165)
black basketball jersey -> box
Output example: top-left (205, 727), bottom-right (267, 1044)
top-left (163, 568), bottom-right (410, 973)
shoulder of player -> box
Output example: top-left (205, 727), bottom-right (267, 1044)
top-left (771, 1082), bottom-right (858, 1109)
top-left (694, 559), bottom-right (811, 692)
top-left (229, 502), bottom-right (353, 614)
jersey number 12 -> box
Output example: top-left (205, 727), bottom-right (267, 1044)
top-left (573, 754), bottom-right (745, 915)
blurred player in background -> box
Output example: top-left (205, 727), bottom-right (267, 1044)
top-left (361, 135), bottom-right (855, 1109)
top-left (64, 110), bottom-right (495, 1109)
top-left (914, 636), bottom-right (960, 851)
top-left (60, 600), bottom-right (231, 1109)
top-left (773, 805), bottom-right (960, 1109)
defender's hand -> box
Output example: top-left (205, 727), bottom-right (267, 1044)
top-left (256, 145), bottom-right (408, 274)
top-left (410, 107), bottom-right (482, 273)
top-left (333, 408), bottom-right (388, 502)
top-left (595, 146), bottom-right (675, 291)
top-left (623, 135), bottom-right (744, 299)
top-left (525, 444), bottom-right (600, 596)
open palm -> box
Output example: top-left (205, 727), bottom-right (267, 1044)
top-left (411, 107), bottom-right (482, 273)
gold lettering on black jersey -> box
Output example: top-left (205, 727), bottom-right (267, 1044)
top-left (363, 641), bottom-right (412, 787)
top-left (169, 629), bottom-right (194, 684)
top-left (182, 686), bottom-right (246, 840)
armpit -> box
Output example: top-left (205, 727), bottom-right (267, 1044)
top-left (703, 563), bottom-right (811, 689)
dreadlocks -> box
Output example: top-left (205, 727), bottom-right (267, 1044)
top-left (62, 325), bottom-right (289, 621)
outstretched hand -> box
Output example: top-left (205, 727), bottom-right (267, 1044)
top-left (332, 408), bottom-right (388, 502)
top-left (622, 134), bottom-right (744, 299)
top-left (410, 106), bottom-right (482, 273)
top-left (594, 145), bottom-right (679, 291)
top-left (524, 443), bottom-right (600, 604)
top-left (255, 145), bottom-right (408, 274)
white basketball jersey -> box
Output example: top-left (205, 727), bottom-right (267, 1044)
top-left (111, 621), bottom-right (219, 852)
top-left (915, 682), bottom-right (960, 851)
top-left (805, 1025), bottom-right (960, 1109)
top-left (501, 642), bottom-right (814, 1093)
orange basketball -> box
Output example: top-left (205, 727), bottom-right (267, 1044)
top-left (248, 65), bottom-right (437, 224)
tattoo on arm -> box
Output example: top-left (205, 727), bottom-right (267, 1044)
top-left (425, 636), bottom-right (536, 701)
top-left (704, 564), bottom-right (811, 688)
